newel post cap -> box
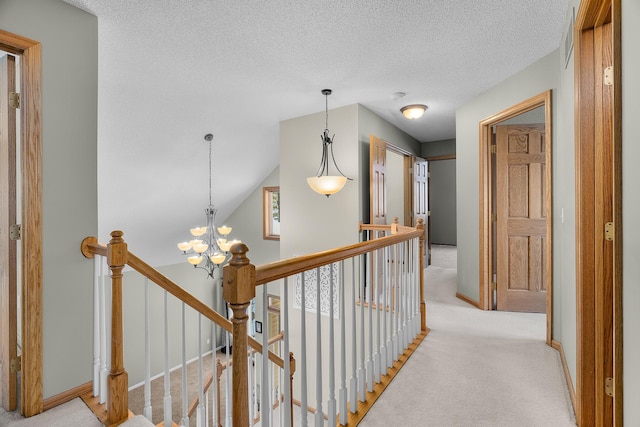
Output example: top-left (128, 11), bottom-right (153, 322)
top-left (107, 230), bottom-right (128, 266)
top-left (223, 243), bottom-right (256, 304)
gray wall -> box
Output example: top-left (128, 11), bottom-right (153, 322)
top-left (429, 159), bottom-right (457, 245)
top-left (622, 0), bottom-right (640, 422)
top-left (455, 50), bottom-right (560, 303)
top-left (421, 138), bottom-right (456, 158)
top-left (0, 0), bottom-right (99, 398)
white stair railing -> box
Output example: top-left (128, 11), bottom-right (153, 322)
top-left (84, 219), bottom-right (425, 427)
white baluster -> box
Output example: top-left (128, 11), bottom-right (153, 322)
top-left (224, 328), bottom-right (231, 427)
top-left (248, 352), bottom-right (254, 426)
top-left (164, 291), bottom-right (173, 426)
top-left (205, 389), bottom-right (210, 427)
top-left (392, 243), bottom-right (399, 361)
top-left (327, 264), bottom-right (337, 425)
top-left (315, 268), bottom-right (323, 426)
top-left (300, 271), bottom-right (308, 427)
top-left (415, 237), bottom-right (421, 336)
top-left (100, 257), bottom-right (109, 403)
top-left (283, 277), bottom-right (291, 427)
top-left (211, 320), bottom-right (218, 427)
top-left (181, 302), bottom-right (189, 427)
top-left (358, 253), bottom-right (366, 403)
top-left (400, 243), bottom-right (407, 351)
top-left (197, 315), bottom-right (204, 427)
top-left (373, 248), bottom-right (381, 384)
top-left (143, 278), bottom-right (152, 420)
top-left (93, 258), bottom-right (100, 397)
top-left (349, 257), bottom-right (358, 413)
top-left (381, 245), bottom-right (389, 372)
top-left (102, 257), bottom-right (111, 404)
top-left (339, 261), bottom-right (348, 423)
top-left (366, 251), bottom-right (374, 393)
top-left (262, 286), bottom-right (271, 427)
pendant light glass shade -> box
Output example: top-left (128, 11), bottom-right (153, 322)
top-left (306, 175), bottom-right (348, 196)
top-left (307, 89), bottom-right (352, 197)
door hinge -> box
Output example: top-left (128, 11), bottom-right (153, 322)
top-left (427, 211), bottom-right (431, 216)
top-left (605, 376), bottom-right (614, 397)
top-left (9, 92), bottom-right (20, 109)
top-left (9, 224), bottom-right (21, 240)
top-left (604, 66), bottom-right (613, 86)
top-left (491, 213), bottom-right (497, 222)
top-left (10, 356), bottom-right (21, 374)
top-left (491, 281), bottom-right (497, 291)
top-left (604, 222), bottom-right (614, 241)
top-left (427, 172), bottom-right (430, 178)
top-left (491, 144), bottom-right (497, 154)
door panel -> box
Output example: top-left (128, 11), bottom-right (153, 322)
top-left (413, 158), bottom-right (429, 265)
top-left (370, 135), bottom-right (386, 225)
top-left (496, 124), bottom-right (546, 313)
top-left (0, 53), bottom-right (18, 410)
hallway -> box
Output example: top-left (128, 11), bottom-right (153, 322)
top-left (360, 245), bottom-right (576, 426)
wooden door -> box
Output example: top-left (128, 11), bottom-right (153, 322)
top-left (0, 53), bottom-right (19, 411)
top-left (496, 124), bottom-right (546, 313)
top-left (413, 157), bottom-right (429, 265)
top-left (370, 135), bottom-right (386, 225)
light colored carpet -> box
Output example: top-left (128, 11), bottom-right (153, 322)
top-left (0, 398), bottom-right (101, 427)
top-left (360, 246), bottom-right (576, 427)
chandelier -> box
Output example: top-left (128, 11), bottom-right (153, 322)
top-left (177, 133), bottom-right (240, 277)
top-left (306, 89), bottom-right (352, 197)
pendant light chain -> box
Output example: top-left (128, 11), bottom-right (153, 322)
top-left (325, 92), bottom-right (329, 131)
top-left (208, 138), bottom-right (212, 207)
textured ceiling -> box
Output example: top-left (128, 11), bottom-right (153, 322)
top-left (61, 0), bottom-right (569, 266)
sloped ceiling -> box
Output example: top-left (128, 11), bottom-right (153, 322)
top-left (62, 0), bottom-right (569, 266)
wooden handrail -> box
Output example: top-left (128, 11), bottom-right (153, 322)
top-left (81, 236), bottom-right (286, 369)
top-left (255, 226), bottom-right (422, 286)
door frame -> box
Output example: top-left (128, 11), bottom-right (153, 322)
top-left (478, 90), bottom-right (553, 345)
top-left (425, 154), bottom-right (456, 255)
top-left (574, 0), bottom-right (622, 423)
top-left (0, 30), bottom-right (43, 417)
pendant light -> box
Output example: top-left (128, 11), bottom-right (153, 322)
top-left (306, 89), bottom-right (352, 197)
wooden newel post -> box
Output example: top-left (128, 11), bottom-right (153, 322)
top-left (416, 219), bottom-right (427, 332)
top-left (106, 230), bottom-right (129, 424)
top-left (223, 243), bottom-right (255, 427)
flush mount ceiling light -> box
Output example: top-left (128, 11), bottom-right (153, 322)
top-left (400, 104), bottom-right (428, 119)
top-left (306, 89), bottom-right (352, 197)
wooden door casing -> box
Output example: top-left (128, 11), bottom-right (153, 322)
top-left (496, 124), bottom-right (546, 313)
top-left (574, 0), bottom-right (621, 421)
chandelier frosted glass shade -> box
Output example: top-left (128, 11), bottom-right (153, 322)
top-left (307, 175), bottom-right (348, 196)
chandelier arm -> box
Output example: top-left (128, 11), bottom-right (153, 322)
top-left (329, 142), bottom-right (352, 180)
top-left (314, 140), bottom-right (330, 177)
